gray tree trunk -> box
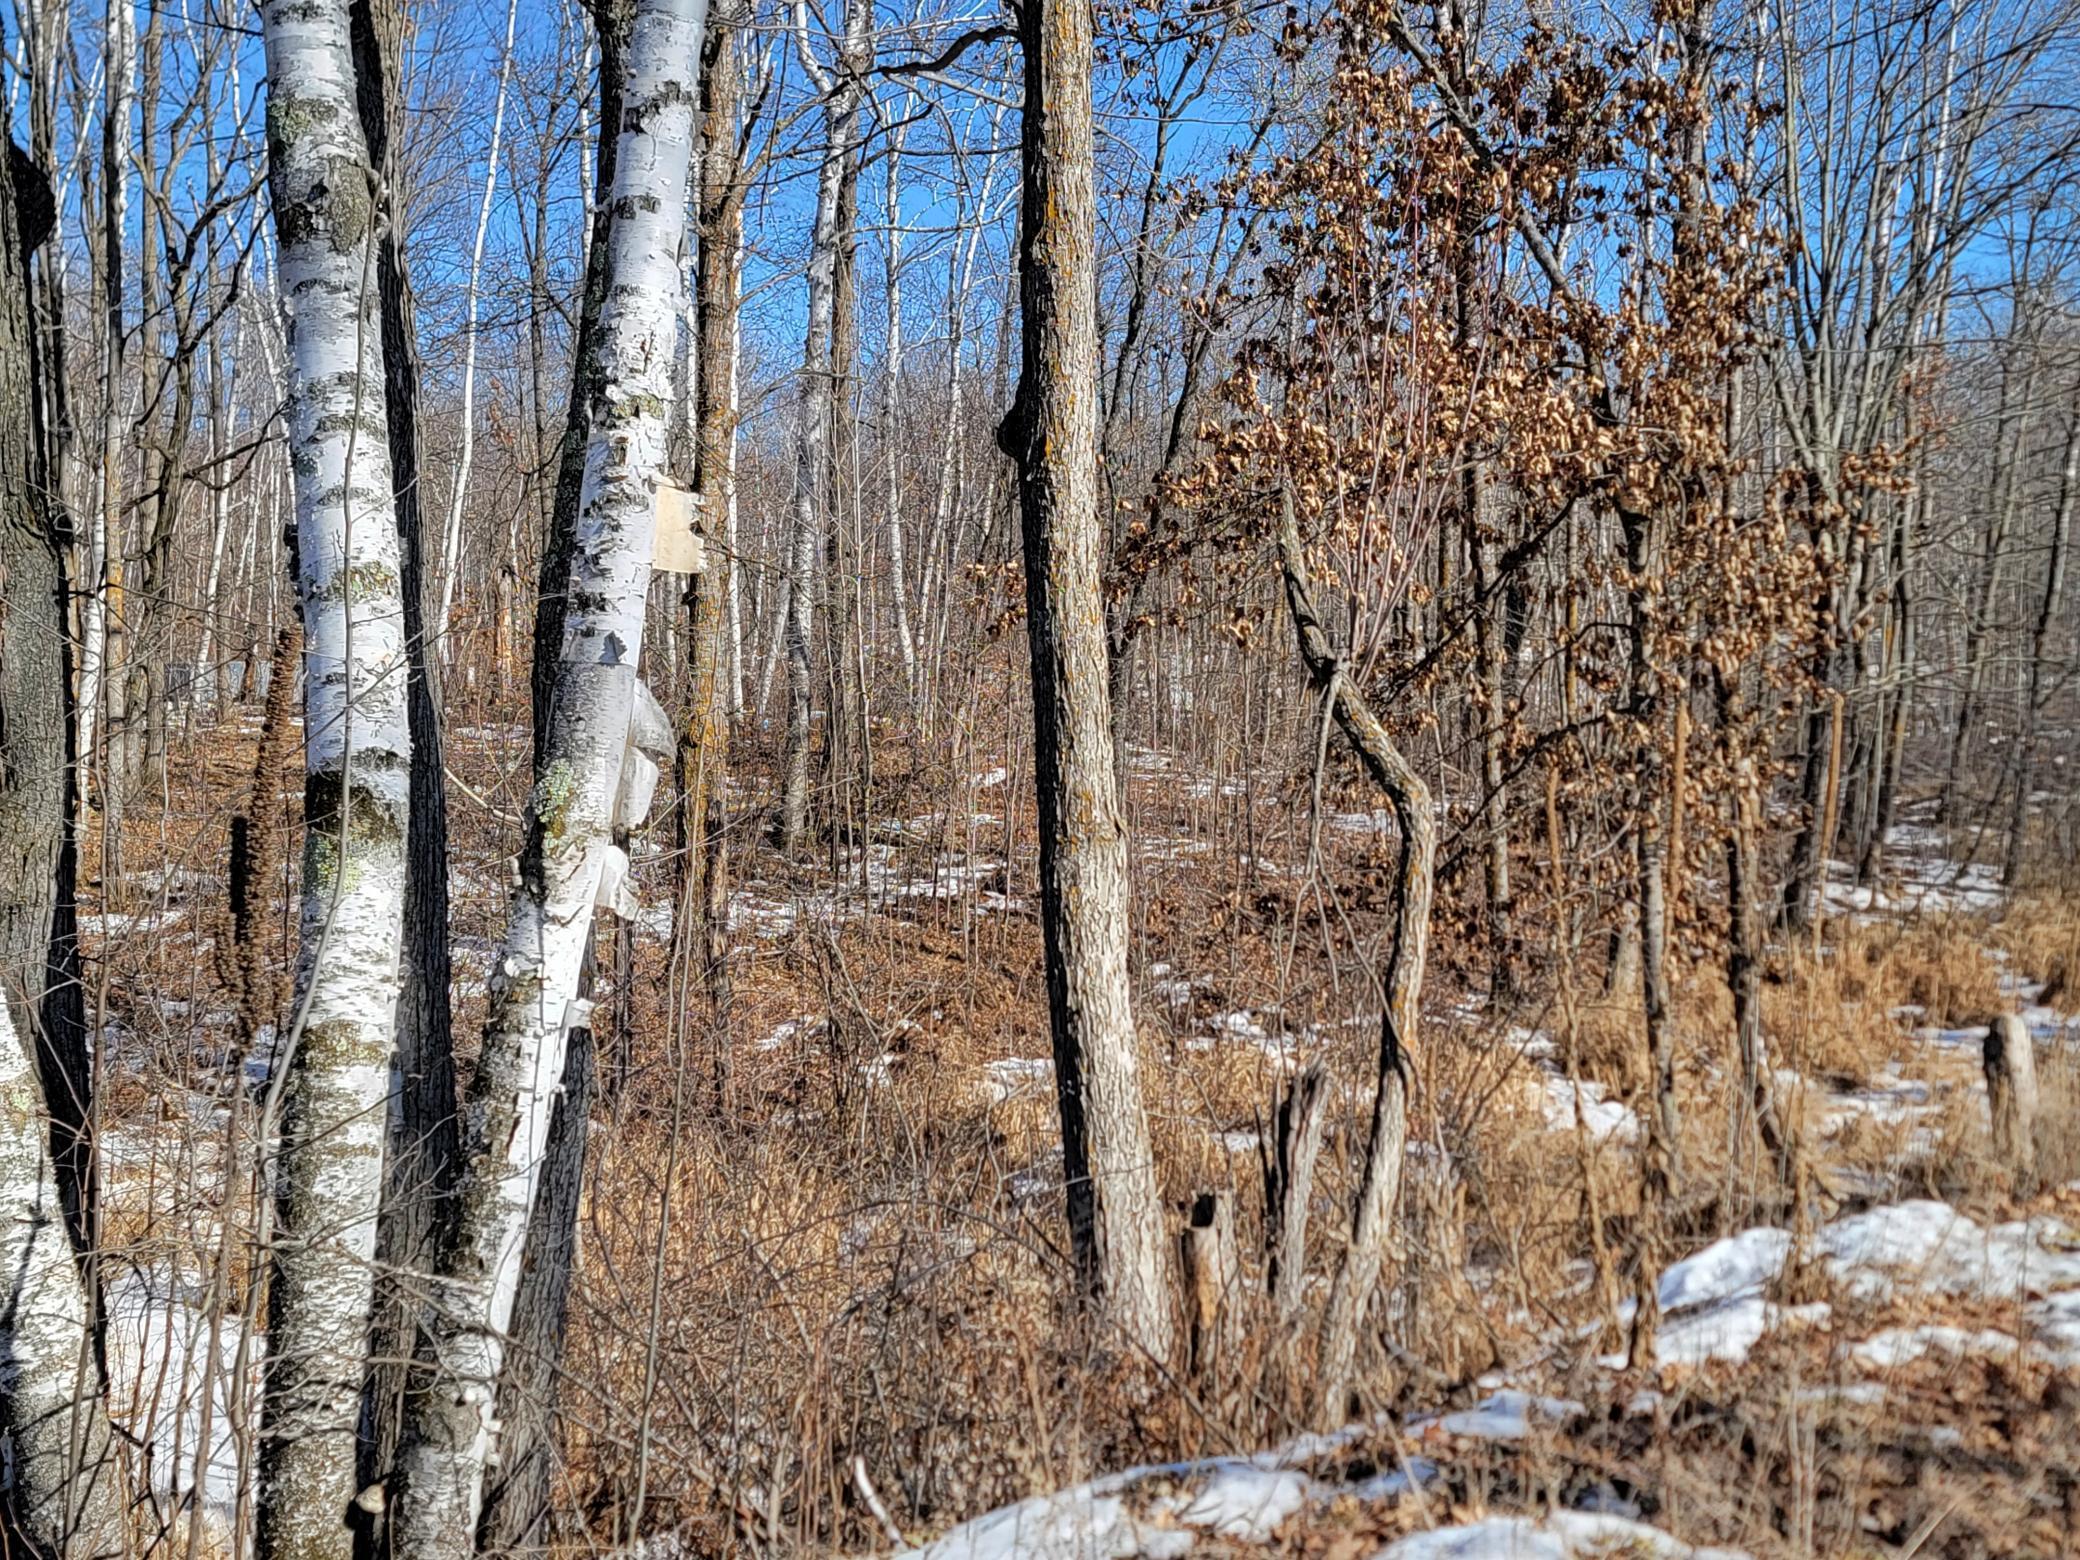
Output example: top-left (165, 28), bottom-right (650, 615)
top-left (776, 0), bottom-right (869, 853)
top-left (999, 0), bottom-right (1175, 1365)
top-left (1272, 490), bottom-right (1433, 1424)
top-left (0, 137), bottom-right (128, 1560)
top-left (2002, 395), bottom-right (2076, 887)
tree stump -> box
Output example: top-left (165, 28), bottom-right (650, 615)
top-left (1181, 1190), bottom-right (1241, 1380)
top-left (1265, 1061), bottom-right (1329, 1317)
top-left (1984, 1013), bottom-right (2039, 1190)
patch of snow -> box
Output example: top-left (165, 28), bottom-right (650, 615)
top-left (1651, 1299), bottom-right (1831, 1369)
top-left (1850, 1324), bottom-right (2024, 1370)
top-left (894, 1460), bottom-right (1311, 1560)
top-left (1537, 1076), bottom-right (1639, 1144)
top-left (758, 1015), bottom-right (824, 1052)
top-left (1628, 1200), bottom-right (2080, 1371)
top-left (1420, 1390), bottom-right (1584, 1442)
top-left (106, 1269), bottom-right (255, 1532)
top-left (983, 1056), bottom-right (1055, 1103)
top-left (1379, 1512), bottom-right (1749, 1559)
top-left (1656, 1227), bottom-right (1792, 1312)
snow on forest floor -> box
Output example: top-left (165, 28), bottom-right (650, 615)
top-left (85, 745), bottom-right (2080, 1559)
top-left (881, 1192), bottom-right (2080, 1559)
top-left (854, 812), bottom-right (2080, 1557)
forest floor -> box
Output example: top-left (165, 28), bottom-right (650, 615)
top-left (78, 698), bottom-right (2080, 1559)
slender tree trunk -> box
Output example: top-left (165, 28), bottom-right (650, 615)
top-left (1945, 335), bottom-right (2037, 820)
top-left (390, 7), bottom-right (702, 1550)
top-left (881, 100), bottom-right (917, 695)
top-left (777, 0), bottom-right (867, 853)
top-left (1272, 490), bottom-right (1433, 1422)
top-left (999, 0), bottom-right (1174, 1364)
top-left (435, 0), bottom-right (519, 657)
top-left (0, 138), bottom-right (128, 1560)
top-left (676, 0), bottom-right (745, 1103)
top-left (346, 0), bottom-right (461, 1529)
top-left (1618, 498), bottom-right (1680, 1366)
top-left (79, 0), bottom-right (136, 838)
top-left (821, 118), bottom-right (867, 846)
top-left (255, 2), bottom-right (414, 1554)
top-left (2004, 397), bottom-right (2076, 886)
top-left (1468, 474), bottom-right (1513, 996)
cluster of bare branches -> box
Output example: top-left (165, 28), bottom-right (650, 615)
top-left (0, 0), bottom-right (2075, 1551)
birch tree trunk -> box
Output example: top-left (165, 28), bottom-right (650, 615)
top-left (390, 5), bottom-right (702, 1550)
top-left (999, 0), bottom-right (1174, 1364)
top-left (880, 96), bottom-right (918, 695)
top-left (476, 10), bottom-right (632, 1538)
top-left (0, 136), bottom-right (128, 1560)
top-left (79, 0), bottom-right (136, 816)
top-left (776, 0), bottom-right (868, 853)
top-left (434, 0), bottom-right (518, 657)
top-left (254, 2), bottom-right (413, 1555)
top-left (533, 0), bottom-right (631, 770)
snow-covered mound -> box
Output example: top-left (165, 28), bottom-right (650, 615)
top-left (893, 1195), bottom-right (2080, 1559)
top-left (1640, 1197), bottom-right (2080, 1370)
top-left (889, 1447), bottom-right (1742, 1560)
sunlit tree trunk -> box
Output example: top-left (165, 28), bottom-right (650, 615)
top-left (390, 4), bottom-right (702, 1550)
top-left (1273, 491), bottom-right (1433, 1423)
top-left (433, 0), bottom-right (517, 658)
top-left (1000, 0), bottom-right (1174, 1364)
top-left (254, 2), bottom-right (413, 1555)
top-left (776, 0), bottom-right (868, 853)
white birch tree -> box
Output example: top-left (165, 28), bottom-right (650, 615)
top-left (775, 0), bottom-right (870, 852)
top-left (253, 2), bottom-right (413, 1555)
top-left (434, 0), bottom-right (520, 658)
top-left (389, 1), bottom-right (703, 1548)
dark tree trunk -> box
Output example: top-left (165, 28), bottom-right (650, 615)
top-left (0, 125), bottom-right (126, 1560)
top-left (476, 1026), bottom-right (597, 1556)
top-left (348, 2), bottom-right (460, 1529)
top-left (677, 1), bottom-right (746, 1110)
top-left (534, 0), bottom-right (631, 769)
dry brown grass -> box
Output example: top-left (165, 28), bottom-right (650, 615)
top-left (72, 705), bottom-right (2080, 1560)
top-left (1996, 889), bottom-right (2080, 1007)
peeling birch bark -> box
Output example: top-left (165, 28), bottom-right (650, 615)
top-left (389, 3), bottom-right (703, 1551)
top-left (254, 2), bottom-right (413, 1556)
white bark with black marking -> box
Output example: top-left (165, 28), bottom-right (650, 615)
top-left (255, 2), bottom-right (411, 1556)
top-left (389, 3), bottom-right (703, 1551)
